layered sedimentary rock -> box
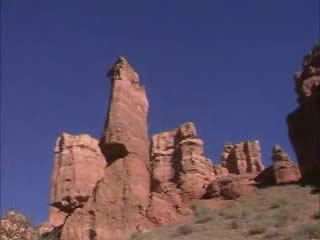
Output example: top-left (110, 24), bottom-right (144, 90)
top-left (272, 145), bottom-right (301, 184)
top-left (223, 141), bottom-right (264, 175)
top-left (205, 141), bottom-right (264, 200)
top-left (61, 57), bottom-right (151, 240)
top-left (49, 133), bottom-right (105, 227)
top-left (255, 145), bottom-right (301, 186)
top-left (147, 122), bottom-right (215, 224)
top-left (287, 44), bottom-right (320, 184)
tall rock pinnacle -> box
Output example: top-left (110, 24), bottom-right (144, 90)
top-left (287, 44), bottom-right (320, 185)
top-left (60, 57), bottom-right (151, 240)
top-left (100, 56), bottom-right (148, 161)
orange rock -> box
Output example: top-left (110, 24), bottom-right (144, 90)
top-left (272, 145), bottom-right (301, 184)
top-left (223, 141), bottom-right (264, 175)
top-left (49, 133), bottom-right (105, 226)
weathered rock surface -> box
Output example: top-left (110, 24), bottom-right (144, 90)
top-left (271, 145), bottom-right (301, 184)
top-left (287, 44), bottom-right (320, 185)
top-left (148, 122), bottom-right (215, 224)
top-left (151, 122), bottom-right (215, 200)
top-left (222, 141), bottom-right (264, 175)
top-left (44, 55), bottom-right (307, 240)
top-left (255, 145), bottom-right (301, 186)
top-left (205, 141), bottom-right (265, 200)
top-left (49, 133), bottom-right (105, 227)
top-left (206, 174), bottom-right (257, 200)
top-left (61, 57), bottom-right (151, 240)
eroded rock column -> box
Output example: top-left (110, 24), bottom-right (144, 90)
top-left (95, 57), bottom-right (151, 239)
top-left (49, 133), bottom-right (105, 227)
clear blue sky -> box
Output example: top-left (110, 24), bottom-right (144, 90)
top-left (1, 0), bottom-right (319, 225)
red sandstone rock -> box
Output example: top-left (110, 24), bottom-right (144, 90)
top-left (219, 174), bottom-right (257, 200)
top-left (223, 141), bottom-right (264, 175)
top-left (255, 145), bottom-right (301, 186)
top-left (49, 133), bottom-right (105, 227)
top-left (287, 44), bottom-right (320, 185)
top-left (206, 174), bottom-right (257, 200)
top-left (61, 57), bottom-right (151, 240)
top-left (271, 145), bottom-right (301, 184)
top-left (150, 122), bottom-right (215, 201)
top-left (148, 122), bottom-right (215, 225)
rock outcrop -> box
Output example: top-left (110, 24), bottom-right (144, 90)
top-left (271, 145), bottom-right (301, 184)
top-left (148, 122), bottom-right (215, 224)
top-left (287, 44), bottom-right (320, 185)
top-left (222, 141), bottom-right (264, 175)
top-left (255, 145), bottom-right (301, 186)
top-left (60, 57), bottom-right (151, 240)
top-left (43, 55), bottom-right (308, 240)
top-left (205, 141), bottom-right (264, 200)
top-left (49, 133), bottom-right (105, 227)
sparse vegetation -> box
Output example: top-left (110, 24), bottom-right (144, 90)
top-left (130, 185), bottom-right (320, 240)
top-left (175, 224), bottom-right (193, 235)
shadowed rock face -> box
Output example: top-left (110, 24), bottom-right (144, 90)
top-left (287, 45), bottom-right (320, 185)
top-left (49, 133), bottom-right (105, 227)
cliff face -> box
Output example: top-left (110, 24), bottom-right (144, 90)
top-left (49, 133), bottom-right (105, 227)
top-left (287, 44), bottom-right (320, 185)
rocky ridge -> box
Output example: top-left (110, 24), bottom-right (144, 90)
top-left (43, 56), bottom-right (305, 240)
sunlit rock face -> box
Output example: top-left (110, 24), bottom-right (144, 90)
top-left (49, 133), bottom-right (105, 227)
top-left (147, 122), bottom-right (215, 225)
top-left (287, 44), bottom-right (320, 185)
top-left (271, 145), bottom-right (301, 185)
top-left (222, 141), bottom-right (264, 175)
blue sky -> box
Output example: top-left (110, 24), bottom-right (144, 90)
top-left (1, 0), bottom-right (319, 225)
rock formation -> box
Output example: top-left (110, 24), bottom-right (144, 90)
top-left (147, 122), bottom-right (215, 224)
top-left (287, 44), bottom-right (320, 185)
top-left (255, 145), bottom-right (301, 186)
top-left (205, 141), bottom-right (264, 200)
top-left (49, 133), bottom-right (105, 227)
top-left (60, 57), bottom-right (151, 240)
top-left (222, 141), bottom-right (264, 175)
top-left (272, 145), bottom-right (301, 184)
top-left (43, 55), bottom-right (308, 240)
